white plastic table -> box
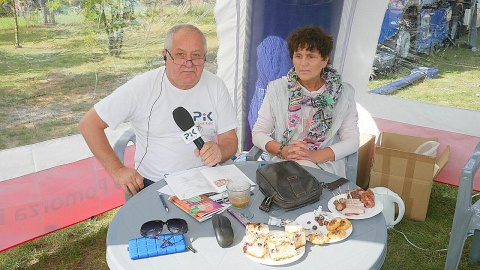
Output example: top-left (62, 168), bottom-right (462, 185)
top-left (106, 161), bottom-right (387, 269)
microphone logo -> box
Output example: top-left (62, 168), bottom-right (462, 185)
top-left (173, 106), bottom-right (205, 150)
top-left (181, 125), bottom-right (202, 145)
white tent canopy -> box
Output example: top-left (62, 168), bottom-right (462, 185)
top-left (215, 0), bottom-right (479, 145)
top-left (214, 0), bottom-right (480, 189)
top-left (0, 0), bottom-right (478, 252)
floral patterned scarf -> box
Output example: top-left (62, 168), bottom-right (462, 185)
top-left (280, 65), bottom-right (343, 150)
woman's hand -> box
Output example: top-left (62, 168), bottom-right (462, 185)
top-left (286, 140), bottom-right (312, 161)
top-left (286, 141), bottom-right (335, 163)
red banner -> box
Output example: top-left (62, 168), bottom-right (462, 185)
top-left (0, 146), bottom-right (135, 252)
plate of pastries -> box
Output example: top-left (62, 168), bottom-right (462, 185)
top-left (242, 222), bottom-right (306, 265)
top-left (295, 211), bottom-right (353, 245)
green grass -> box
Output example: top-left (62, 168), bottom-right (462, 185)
top-left (382, 183), bottom-right (480, 270)
top-left (1, 2), bottom-right (480, 270)
top-left (0, 210), bottom-right (116, 270)
top-left (0, 3), bottom-right (218, 150)
top-left (368, 37), bottom-right (480, 111)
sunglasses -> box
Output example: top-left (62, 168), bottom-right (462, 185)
top-left (140, 219), bottom-right (188, 238)
top-left (141, 219), bottom-right (189, 248)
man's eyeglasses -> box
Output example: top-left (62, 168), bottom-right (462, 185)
top-left (165, 49), bottom-right (206, 66)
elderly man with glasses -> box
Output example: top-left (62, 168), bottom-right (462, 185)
top-left (79, 24), bottom-right (239, 198)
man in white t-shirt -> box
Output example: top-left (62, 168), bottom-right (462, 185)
top-left (79, 24), bottom-right (239, 198)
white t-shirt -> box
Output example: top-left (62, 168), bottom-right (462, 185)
top-left (95, 67), bottom-right (238, 181)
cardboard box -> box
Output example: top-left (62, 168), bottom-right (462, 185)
top-left (369, 132), bottom-right (450, 221)
top-left (356, 133), bottom-right (376, 190)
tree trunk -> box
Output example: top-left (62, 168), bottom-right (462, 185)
top-left (42, 0), bottom-right (48, 23)
top-left (12, 0), bottom-right (21, 48)
top-left (102, 9), bottom-right (125, 57)
top-left (50, 10), bottom-right (55, 24)
top-left (114, 28), bottom-right (124, 57)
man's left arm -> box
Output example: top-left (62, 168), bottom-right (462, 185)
top-left (195, 129), bottom-right (238, 166)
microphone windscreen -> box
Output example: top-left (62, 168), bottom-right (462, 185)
top-left (173, 107), bottom-right (195, 131)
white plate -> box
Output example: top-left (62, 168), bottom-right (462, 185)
top-left (295, 212), bottom-right (353, 243)
top-left (244, 246), bottom-right (305, 266)
top-left (327, 194), bottom-right (384, 220)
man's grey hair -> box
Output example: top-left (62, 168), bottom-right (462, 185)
top-left (164, 24), bottom-right (207, 52)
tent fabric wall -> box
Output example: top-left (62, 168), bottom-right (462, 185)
top-left (338, 0), bottom-right (480, 138)
top-left (2, 0), bottom-right (479, 253)
top-left (216, 0), bottom-right (480, 188)
top-left (0, 123), bottom-right (131, 182)
top-left (0, 124), bottom-right (131, 252)
top-left (216, 0), bottom-right (346, 150)
top-left (340, 0), bottom-right (480, 186)
top-left (0, 153), bottom-right (129, 252)
top-left (215, 0), bottom-right (250, 152)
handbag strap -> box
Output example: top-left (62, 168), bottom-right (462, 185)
top-left (321, 177), bottom-right (349, 191)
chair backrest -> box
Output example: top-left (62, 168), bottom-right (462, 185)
top-left (247, 36), bottom-right (292, 132)
top-left (455, 142), bottom-right (480, 218)
top-left (112, 127), bottom-right (137, 202)
top-left (345, 151), bottom-right (358, 184)
top-left (444, 141), bottom-right (480, 269)
top-left (113, 127), bottom-right (136, 164)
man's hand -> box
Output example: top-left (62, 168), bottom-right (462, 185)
top-left (79, 108), bottom-right (146, 197)
top-left (195, 141), bottom-right (222, 166)
top-left (111, 166), bottom-right (145, 197)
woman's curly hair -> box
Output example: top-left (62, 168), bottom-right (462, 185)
top-left (287, 24), bottom-right (333, 61)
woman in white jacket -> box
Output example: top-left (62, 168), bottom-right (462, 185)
top-left (252, 25), bottom-right (359, 177)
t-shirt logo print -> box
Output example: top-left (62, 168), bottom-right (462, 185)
top-left (193, 111), bottom-right (214, 126)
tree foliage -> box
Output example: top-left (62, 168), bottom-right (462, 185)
top-left (82, 0), bottom-right (136, 57)
top-left (45, 0), bottom-right (63, 12)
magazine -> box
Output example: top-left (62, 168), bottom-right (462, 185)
top-left (168, 195), bottom-right (227, 222)
top-left (164, 164), bottom-right (255, 200)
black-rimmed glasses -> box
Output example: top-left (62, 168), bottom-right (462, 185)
top-left (165, 49), bottom-right (206, 66)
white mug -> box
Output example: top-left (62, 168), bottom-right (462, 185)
top-left (371, 187), bottom-right (405, 228)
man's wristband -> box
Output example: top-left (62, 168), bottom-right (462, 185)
top-left (277, 144), bottom-right (285, 158)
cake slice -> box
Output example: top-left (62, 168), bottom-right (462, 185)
top-left (265, 231), bottom-right (297, 261)
top-left (284, 222), bottom-right (306, 249)
top-left (243, 222), bottom-right (269, 258)
top-left (243, 234), bottom-right (267, 258)
top-left (245, 222), bottom-right (269, 237)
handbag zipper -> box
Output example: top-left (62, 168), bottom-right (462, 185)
top-left (259, 193), bottom-right (275, 212)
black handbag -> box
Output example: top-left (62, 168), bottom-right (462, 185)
top-left (256, 161), bottom-right (348, 212)
top-left (256, 161), bottom-right (321, 212)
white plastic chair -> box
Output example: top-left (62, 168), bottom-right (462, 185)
top-left (444, 141), bottom-right (480, 270)
top-left (245, 145), bottom-right (358, 184)
top-left (112, 127), bottom-right (136, 202)
top-left (113, 127), bottom-right (136, 164)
